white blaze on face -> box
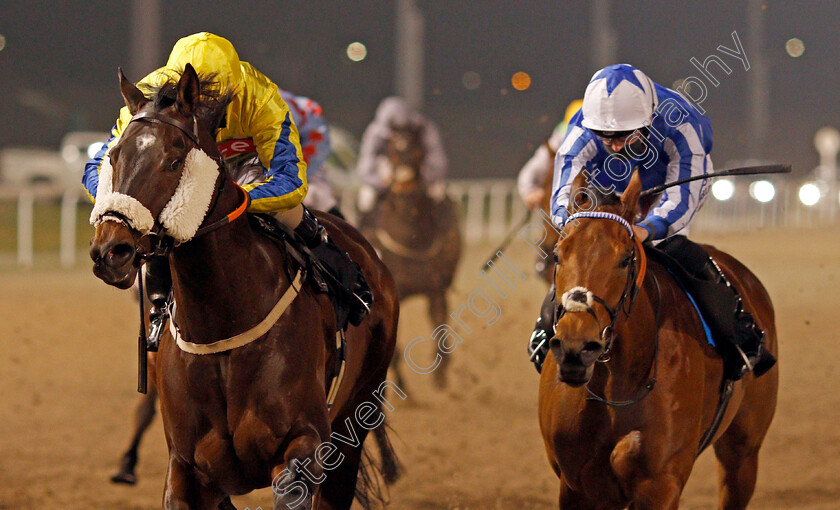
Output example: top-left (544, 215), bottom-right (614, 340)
top-left (136, 134), bottom-right (156, 152)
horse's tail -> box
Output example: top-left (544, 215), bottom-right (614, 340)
top-left (355, 417), bottom-right (403, 509)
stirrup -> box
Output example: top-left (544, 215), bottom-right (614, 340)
top-left (146, 298), bottom-right (171, 352)
top-left (528, 320), bottom-right (550, 373)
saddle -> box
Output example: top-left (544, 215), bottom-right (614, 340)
top-left (248, 213), bottom-right (361, 332)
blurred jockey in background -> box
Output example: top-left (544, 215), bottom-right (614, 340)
top-left (517, 99), bottom-right (583, 210)
top-left (355, 96), bottom-right (448, 211)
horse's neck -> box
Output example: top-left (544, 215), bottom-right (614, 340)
top-left (169, 180), bottom-right (286, 341)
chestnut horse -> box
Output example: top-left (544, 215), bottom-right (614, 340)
top-left (539, 170), bottom-right (778, 509)
top-left (90, 65), bottom-right (399, 509)
top-left (359, 125), bottom-right (461, 388)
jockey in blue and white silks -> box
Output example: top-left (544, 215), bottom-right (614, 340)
top-left (529, 64), bottom-right (775, 379)
top-left (551, 64), bottom-right (713, 241)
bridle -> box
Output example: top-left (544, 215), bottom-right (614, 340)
top-left (555, 212), bottom-right (647, 352)
top-left (99, 110), bottom-right (248, 262)
top-left (555, 211), bottom-right (660, 407)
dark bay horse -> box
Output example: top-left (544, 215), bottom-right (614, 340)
top-left (539, 170), bottom-right (778, 509)
top-left (359, 125), bottom-right (461, 388)
top-left (90, 65), bottom-right (400, 509)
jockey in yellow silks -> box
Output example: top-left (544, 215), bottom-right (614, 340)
top-left (84, 32), bottom-right (307, 214)
top-left (83, 32), bottom-right (372, 337)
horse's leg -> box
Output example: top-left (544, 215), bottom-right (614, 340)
top-left (388, 344), bottom-right (407, 392)
top-left (111, 377), bottom-right (158, 484)
top-left (428, 290), bottom-right (450, 388)
top-left (713, 414), bottom-right (768, 510)
top-left (162, 455), bottom-right (225, 510)
top-left (713, 338), bottom-right (777, 509)
top-left (558, 478), bottom-right (595, 509)
top-left (315, 405), bottom-right (392, 509)
top-left (272, 433), bottom-right (323, 510)
top-left (627, 474), bottom-right (683, 510)
top-left (311, 435), bottom-right (365, 510)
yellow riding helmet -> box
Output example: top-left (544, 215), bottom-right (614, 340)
top-left (563, 99), bottom-right (584, 125)
top-left (165, 32), bottom-right (244, 94)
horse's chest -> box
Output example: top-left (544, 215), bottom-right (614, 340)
top-left (551, 414), bottom-right (629, 495)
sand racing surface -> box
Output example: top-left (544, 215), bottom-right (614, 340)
top-left (2, 227), bottom-right (839, 509)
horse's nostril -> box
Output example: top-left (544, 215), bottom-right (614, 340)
top-left (582, 341), bottom-right (603, 354)
top-left (107, 243), bottom-right (135, 265)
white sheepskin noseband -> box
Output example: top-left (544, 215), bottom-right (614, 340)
top-left (90, 147), bottom-right (219, 243)
top-left (560, 286), bottom-right (594, 312)
top-left (157, 148), bottom-right (218, 242)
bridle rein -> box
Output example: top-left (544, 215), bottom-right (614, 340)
top-left (556, 211), bottom-right (661, 407)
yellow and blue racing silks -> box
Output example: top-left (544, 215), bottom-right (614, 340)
top-left (83, 32), bottom-right (307, 213)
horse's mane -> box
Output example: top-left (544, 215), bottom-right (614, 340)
top-left (138, 69), bottom-right (235, 131)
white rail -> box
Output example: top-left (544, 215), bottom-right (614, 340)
top-left (0, 185), bottom-right (85, 268)
top-left (1, 178), bottom-right (837, 268)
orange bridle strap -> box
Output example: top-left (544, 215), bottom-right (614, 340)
top-left (633, 234), bottom-right (647, 290)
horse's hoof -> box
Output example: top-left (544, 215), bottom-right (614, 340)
top-left (110, 471), bottom-right (137, 485)
top-left (273, 459), bottom-right (313, 510)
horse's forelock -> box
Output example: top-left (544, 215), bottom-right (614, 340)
top-left (140, 69), bottom-right (234, 131)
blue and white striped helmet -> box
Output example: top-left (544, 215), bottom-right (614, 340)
top-left (581, 64), bottom-right (658, 132)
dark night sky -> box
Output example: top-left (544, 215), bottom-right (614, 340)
top-left (0, 0), bottom-right (837, 178)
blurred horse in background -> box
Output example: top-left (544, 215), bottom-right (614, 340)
top-left (359, 125), bottom-right (461, 389)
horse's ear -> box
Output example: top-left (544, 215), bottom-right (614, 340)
top-left (177, 63), bottom-right (200, 116)
top-left (620, 167), bottom-right (643, 221)
top-left (118, 68), bottom-right (148, 115)
top-left (567, 167), bottom-right (592, 213)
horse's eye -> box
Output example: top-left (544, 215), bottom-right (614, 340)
top-left (169, 159), bottom-right (182, 172)
top-left (619, 253), bottom-right (634, 268)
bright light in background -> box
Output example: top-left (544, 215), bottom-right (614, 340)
top-left (0, 34), bottom-right (5, 52)
top-left (87, 142), bottom-right (105, 159)
top-left (346, 42), bottom-right (367, 62)
top-left (711, 179), bottom-right (734, 201)
top-left (785, 38), bottom-right (805, 58)
top-left (511, 72), bottom-right (531, 91)
top-left (749, 180), bottom-right (775, 203)
top-left (799, 183), bottom-right (821, 206)
top-left (462, 71), bottom-right (481, 90)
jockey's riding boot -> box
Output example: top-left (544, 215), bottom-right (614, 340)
top-left (295, 208), bottom-right (373, 328)
top-left (527, 285), bottom-right (556, 373)
top-left (658, 235), bottom-right (776, 380)
top-left (144, 255), bottom-right (172, 352)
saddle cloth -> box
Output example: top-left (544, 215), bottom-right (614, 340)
top-left (646, 246), bottom-right (716, 348)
